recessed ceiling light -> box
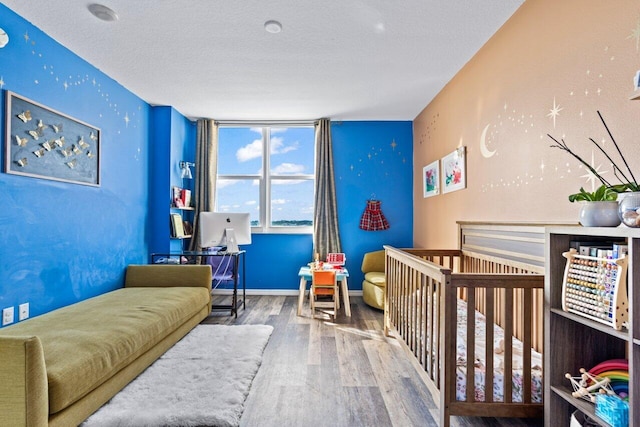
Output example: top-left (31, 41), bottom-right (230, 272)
top-left (264, 20), bottom-right (282, 34)
top-left (88, 4), bottom-right (119, 22)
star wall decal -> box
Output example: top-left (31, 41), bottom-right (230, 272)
top-left (547, 97), bottom-right (563, 128)
top-left (0, 76), bottom-right (4, 89)
top-left (580, 151), bottom-right (608, 192)
top-left (628, 15), bottom-right (640, 52)
top-left (390, 139), bottom-right (397, 150)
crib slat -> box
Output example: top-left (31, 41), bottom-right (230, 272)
top-left (466, 290), bottom-right (476, 402)
top-left (522, 287), bottom-right (533, 403)
top-left (401, 262), bottom-right (407, 341)
top-left (416, 273), bottom-right (421, 367)
top-left (485, 289), bottom-right (495, 403)
top-left (427, 277), bottom-right (432, 377)
top-left (503, 287), bottom-right (514, 403)
top-left (433, 275), bottom-right (441, 385)
top-left (410, 265), bottom-right (414, 351)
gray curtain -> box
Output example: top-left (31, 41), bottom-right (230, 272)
top-left (189, 119), bottom-right (218, 251)
top-left (313, 118), bottom-right (342, 259)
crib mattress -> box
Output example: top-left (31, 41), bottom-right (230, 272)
top-left (455, 299), bottom-right (543, 403)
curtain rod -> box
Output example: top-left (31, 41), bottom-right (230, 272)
top-left (215, 119), bottom-right (320, 126)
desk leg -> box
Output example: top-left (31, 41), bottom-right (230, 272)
top-left (241, 253), bottom-right (246, 310)
top-left (340, 277), bottom-right (351, 317)
top-left (232, 274), bottom-right (238, 318)
top-left (297, 277), bottom-right (307, 316)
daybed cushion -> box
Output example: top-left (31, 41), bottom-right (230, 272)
top-left (0, 286), bottom-right (209, 415)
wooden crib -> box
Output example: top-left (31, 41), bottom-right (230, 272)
top-left (384, 222), bottom-right (547, 427)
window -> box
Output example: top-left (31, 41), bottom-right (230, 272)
top-left (216, 125), bottom-right (315, 233)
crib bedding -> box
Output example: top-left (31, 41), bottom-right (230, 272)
top-left (455, 299), bottom-right (543, 403)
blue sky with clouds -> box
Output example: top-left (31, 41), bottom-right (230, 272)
top-left (217, 126), bottom-right (315, 224)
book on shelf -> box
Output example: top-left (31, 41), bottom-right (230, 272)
top-left (180, 189), bottom-right (191, 208)
top-left (183, 220), bottom-right (193, 236)
top-left (172, 186), bottom-right (182, 206)
top-left (612, 243), bottom-right (628, 259)
top-left (170, 213), bottom-right (185, 238)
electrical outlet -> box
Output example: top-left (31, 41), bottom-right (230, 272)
top-left (2, 307), bottom-right (15, 326)
top-left (19, 303), bottom-right (29, 321)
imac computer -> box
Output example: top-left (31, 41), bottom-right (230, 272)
top-left (199, 212), bottom-right (252, 253)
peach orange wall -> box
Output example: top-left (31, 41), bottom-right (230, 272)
top-left (413, 0), bottom-right (640, 248)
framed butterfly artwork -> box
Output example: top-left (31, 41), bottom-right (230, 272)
top-left (4, 91), bottom-right (100, 186)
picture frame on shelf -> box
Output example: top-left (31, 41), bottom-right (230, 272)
top-left (441, 146), bottom-right (466, 194)
top-left (422, 160), bottom-right (439, 198)
top-left (4, 91), bottom-right (101, 186)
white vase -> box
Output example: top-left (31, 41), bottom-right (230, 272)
top-left (579, 201), bottom-right (621, 227)
top-left (618, 191), bottom-right (640, 228)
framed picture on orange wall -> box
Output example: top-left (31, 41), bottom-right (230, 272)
top-left (423, 160), bottom-right (439, 198)
top-left (441, 146), bottom-right (466, 194)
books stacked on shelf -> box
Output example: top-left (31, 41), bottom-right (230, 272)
top-left (569, 239), bottom-right (627, 259)
top-left (171, 186), bottom-right (192, 208)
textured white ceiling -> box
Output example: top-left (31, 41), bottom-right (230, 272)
top-left (2, 1), bottom-right (524, 121)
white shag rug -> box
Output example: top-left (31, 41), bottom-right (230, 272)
top-left (82, 324), bottom-right (273, 427)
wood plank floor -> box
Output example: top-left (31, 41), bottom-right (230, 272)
top-left (202, 295), bottom-right (544, 427)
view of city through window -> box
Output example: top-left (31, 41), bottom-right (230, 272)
top-left (216, 126), bottom-right (315, 231)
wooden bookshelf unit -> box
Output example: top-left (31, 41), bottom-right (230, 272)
top-left (545, 226), bottom-right (640, 427)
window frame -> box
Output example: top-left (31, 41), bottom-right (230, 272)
top-left (216, 123), bottom-right (315, 235)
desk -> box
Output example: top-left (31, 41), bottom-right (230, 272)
top-left (297, 266), bottom-right (350, 317)
top-left (150, 251), bottom-right (246, 317)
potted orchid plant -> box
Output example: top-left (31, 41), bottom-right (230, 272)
top-left (567, 185), bottom-right (618, 203)
top-left (548, 111), bottom-right (639, 227)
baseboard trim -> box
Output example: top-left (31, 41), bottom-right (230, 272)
top-left (212, 289), bottom-right (364, 296)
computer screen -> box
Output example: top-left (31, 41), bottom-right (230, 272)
top-left (199, 212), bottom-right (252, 252)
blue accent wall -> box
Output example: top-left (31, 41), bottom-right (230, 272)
top-left (0, 4), bottom-right (413, 326)
top-left (0, 4), bottom-right (172, 325)
top-left (149, 106), bottom-right (196, 256)
top-left (331, 121), bottom-right (413, 291)
top-left (238, 121), bottom-right (413, 292)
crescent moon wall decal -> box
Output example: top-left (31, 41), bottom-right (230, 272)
top-left (479, 124), bottom-right (496, 158)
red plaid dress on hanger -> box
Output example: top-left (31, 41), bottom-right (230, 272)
top-left (359, 200), bottom-right (389, 231)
